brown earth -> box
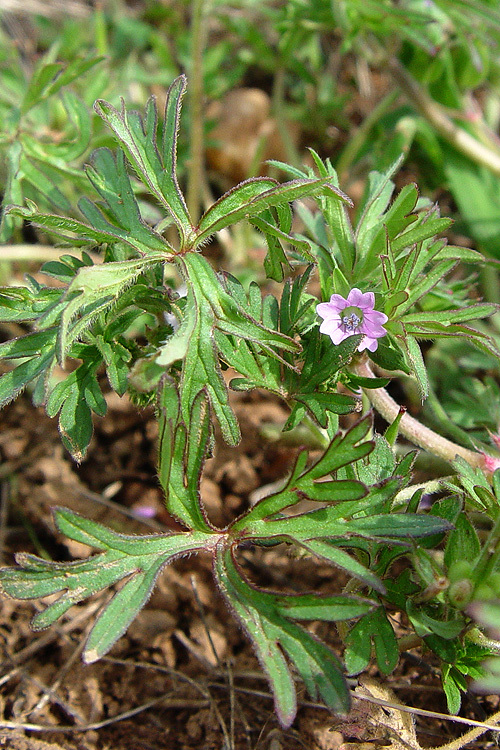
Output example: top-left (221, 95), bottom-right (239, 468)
top-left (0, 388), bottom-right (498, 750)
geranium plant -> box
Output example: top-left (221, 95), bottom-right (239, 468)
top-left (1, 75), bottom-right (500, 726)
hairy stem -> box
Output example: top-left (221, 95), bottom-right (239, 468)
top-left (430, 707), bottom-right (500, 750)
top-left (353, 358), bottom-right (487, 471)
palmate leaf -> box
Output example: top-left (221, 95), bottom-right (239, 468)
top-left (7, 200), bottom-right (170, 258)
top-left (235, 417), bottom-right (374, 528)
top-left (214, 543), bottom-right (359, 727)
top-left (81, 148), bottom-right (175, 255)
top-left (251, 207), bottom-right (314, 282)
top-left (0, 328), bottom-right (57, 407)
top-left (45, 344), bottom-right (107, 461)
top-left (158, 385), bottom-right (213, 531)
top-left (18, 149), bottom-right (72, 212)
top-left (215, 272), bottom-right (301, 396)
top-left (161, 251), bottom-right (300, 444)
top-left (344, 607), bottom-right (399, 676)
top-left (354, 158), bottom-right (400, 263)
top-left (0, 507), bottom-right (215, 664)
top-left (401, 303), bottom-right (498, 325)
top-left (216, 327), bottom-right (284, 397)
top-left (167, 275), bottom-right (241, 445)
top-left (237, 417), bottom-right (452, 545)
top-left (94, 76), bottom-right (193, 246)
top-left (367, 182), bottom-right (419, 263)
top-left (279, 265), bottom-right (315, 335)
top-left (194, 176), bottom-right (352, 248)
top-left (7, 144), bottom-right (174, 258)
top-left (284, 330), bottom-right (361, 431)
top-left (298, 539), bottom-right (385, 593)
top-left (44, 253), bottom-right (166, 364)
top-left (34, 89), bottom-right (93, 162)
top-left (245, 503), bottom-right (453, 544)
top-left (182, 252), bottom-right (300, 355)
top-left (0, 57), bottom-right (101, 242)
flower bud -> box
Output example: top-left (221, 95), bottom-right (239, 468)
top-left (448, 578), bottom-right (474, 609)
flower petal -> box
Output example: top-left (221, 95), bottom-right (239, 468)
top-left (364, 309), bottom-right (388, 325)
top-left (328, 328), bottom-right (350, 345)
top-left (319, 318), bottom-right (344, 340)
top-left (316, 302), bottom-right (332, 320)
top-left (358, 336), bottom-right (379, 352)
top-left (328, 294), bottom-right (349, 311)
top-left (347, 288), bottom-right (374, 310)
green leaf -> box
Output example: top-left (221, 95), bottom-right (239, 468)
top-left (401, 303), bottom-right (498, 325)
top-left (213, 544), bottom-right (351, 726)
top-left (403, 334), bottom-right (429, 401)
top-left (292, 391), bottom-right (359, 427)
top-left (18, 152), bottom-right (72, 211)
top-left (46, 347), bottom-right (106, 461)
top-left (279, 266), bottom-right (314, 335)
top-left (82, 148), bottom-right (174, 255)
top-left (275, 592), bottom-right (375, 621)
top-left (251, 208), bottom-right (314, 282)
top-left (390, 216), bottom-right (453, 255)
top-left (94, 336), bottom-right (131, 395)
top-left (343, 512), bottom-right (453, 539)
top-left (7, 200), bottom-right (170, 257)
top-left (197, 178), bottom-right (277, 237)
top-left (395, 259), bottom-right (458, 316)
top-left (442, 667), bottom-right (463, 714)
top-left (157, 384), bottom-right (213, 531)
top-left (344, 607), bottom-right (399, 675)
top-left (0, 348), bottom-right (55, 407)
top-left (21, 61), bottom-right (63, 113)
top-left (364, 183), bottom-right (419, 272)
top-left (284, 331), bottom-right (361, 430)
top-left (355, 434), bottom-right (396, 483)
top-left (0, 284), bottom-right (61, 323)
top-left (213, 544), bottom-right (297, 727)
top-left (355, 159), bottom-right (400, 264)
top-left (237, 418), bottom-right (373, 527)
top-left (173, 252), bottom-right (300, 444)
top-left (195, 177), bottom-right (351, 247)
top-left (175, 276), bottom-right (241, 445)
top-left (444, 146), bottom-right (500, 257)
top-left (298, 539), bottom-right (385, 593)
top-left (0, 507), bottom-right (214, 662)
top-left (94, 77), bottom-right (193, 245)
top-left (247, 507), bottom-right (451, 543)
top-left (307, 149), bottom-right (356, 271)
top-left (407, 602), bottom-right (465, 640)
top-left (444, 513), bottom-right (481, 570)
top-left (40, 90), bottom-right (93, 161)
top-left (49, 254), bottom-right (164, 364)
top-left (306, 415), bottom-right (373, 480)
top-left (0, 328), bottom-right (57, 406)
top-left (0, 141), bottom-right (24, 242)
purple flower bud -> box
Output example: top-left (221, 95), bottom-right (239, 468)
top-left (316, 288), bottom-right (388, 352)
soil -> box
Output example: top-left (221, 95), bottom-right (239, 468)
top-left (0, 387), bottom-right (499, 750)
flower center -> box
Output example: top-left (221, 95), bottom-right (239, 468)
top-left (341, 305), bottom-right (362, 333)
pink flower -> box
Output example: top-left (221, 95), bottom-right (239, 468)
top-left (316, 288), bottom-right (388, 353)
top-left (480, 452), bottom-right (500, 475)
